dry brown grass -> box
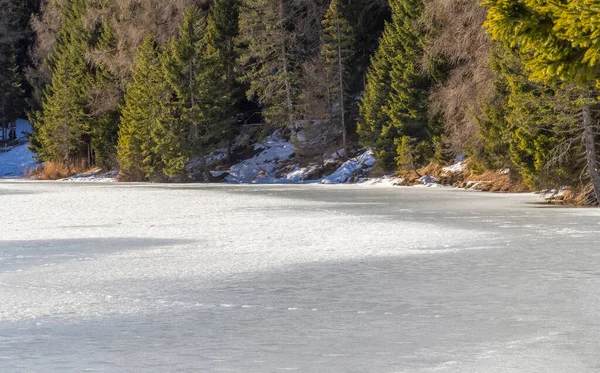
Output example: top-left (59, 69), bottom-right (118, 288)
top-left (545, 186), bottom-right (599, 207)
top-left (396, 159), bottom-right (529, 193)
top-left (28, 160), bottom-right (92, 180)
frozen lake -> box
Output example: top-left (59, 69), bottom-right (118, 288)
top-left (1, 182), bottom-right (600, 372)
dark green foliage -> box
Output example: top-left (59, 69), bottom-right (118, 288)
top-left (33, 0), bottom-right (92, 165)
top-left (321, 0), bottom-right (354, 157)
top-left (29, 0), bottom-right (122, 168)
top-left (0, 47), bottom-right (24, 128)
top-left (118, 34), bottom-right (186, 181)
top-left (484, 0), bottom-right (600, 200)
top-left (162, 6), bottom-right (209, 147)
top-left (477, 45), bottom-right (588, 189)
top-left (198, 0), bottom-right (242, 155)
top-left (237, 0), bottom-right (303, 130)
top-left (162, 2), bottom-right (242, 161)
top-left (358, 0), bottom-right (434, 171)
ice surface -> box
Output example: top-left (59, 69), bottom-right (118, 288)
top-left (1, 182), bottom-right (600, 372)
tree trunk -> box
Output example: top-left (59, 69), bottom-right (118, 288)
top-left (582, 105), bottom-right (600, 204)
top-left (337, 22), bottom-right (347, 160)
top-left (279, 1), bottom-right (296, 140)
top-left (189, 58), bottom-right (198, 141)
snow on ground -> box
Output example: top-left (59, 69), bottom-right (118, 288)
top-left (417, 174), bottom-right (443, 187)
top-left (61, 169), bottom-right (118, 182)
top-left (321, 150), bottom-right (376, 184)
top-left (1, 183), bottom-right (600, 372)
top-left (225, 132), bottom-right (295, 183)
top-left (0, 120), bottom-right (37, 178)
top-left (216, 133), bottom-right (378, 185)
top-left (187, 148), bottom-right (229, 175)
top-left (279, 163), bottom-right (321, 183)
top-left (359, 174), bottom-right (403, 186)
top-left (443, 161), bottom-right (467, 174)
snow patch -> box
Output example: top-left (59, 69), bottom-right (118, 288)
top-left (61, 169), bottom-right (118, 182)
top-left (225, 132), bottom-right (295, 184)
top-left (321, 150), bottom-right (376, 184)
top-left (442, 161), bottom-right (467, 174)
top-left (359, 175), bottom-right (403, 186)
top-left (0, 120), bottom-right (37, 178)
top-left (418, 175), bottom-right (441, 187)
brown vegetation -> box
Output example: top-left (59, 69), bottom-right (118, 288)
top-left (28, 159), bottom-right (92, 180)
top-left (397, 159), bottom-right (529, 193)
top-left (422, 0), bottom-right (494, 156)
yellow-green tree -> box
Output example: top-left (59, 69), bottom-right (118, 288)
top-left (33, 0), bottom-right (91, 166)
top-left (118, 34), bottom-right (185, 181)
top-left (484, 0), bottom-right (600, 202)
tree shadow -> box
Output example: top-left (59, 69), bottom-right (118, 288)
top-left (0, 237), bottom-right (196, 271)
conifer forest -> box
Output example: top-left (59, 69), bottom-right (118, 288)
top-left (2, 0), bottom-right (600, 202)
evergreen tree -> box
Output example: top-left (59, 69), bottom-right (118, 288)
top-left (343, 0), bottom-right (389, 93)
top-left (0, 46), bottom-right (23, 130)
top-left (321, 0), bottom-right (354, 159)
top-left (87, 20), bottom-right (121, 168)
top-left (202, 0), bottom-right (242, 159)
top-left (118, 34), bottom-right (184, 181)
top-left (357, 0), bottom-right (432, 171)
top-left (162, 6), bottom-right (208, 146)
top-left (479, 46), bottom-right (584, 189)
top-left (0, 0), bottom-right (36, 127)
top-left (484, 0), bottom-right (600, 202)
top-left (237, 0), bottom-right (301, 132)
top-left (33, 0), bottom-right (92, 165)
top-left (163, 2), bottom-right (241, 163)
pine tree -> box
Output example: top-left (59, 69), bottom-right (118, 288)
top-left (484, 0), bottom-right (600, 202)
top-left (87, 19), bottom-right (121, 169)
top-left (0, 0), bottom-right (35, 129)
top-left (162, 2), bottom-right (241, 164)
top-left (321, 0), bottom-right (354, 159)
top-left (0, 46), bottom-right (23, 130)
top-left (162, 6), bottom-right (208, 146)
top-left (479, 46), bottom-right (583, 189)
top-left (202, 0), bottom-right (242, 159)
top-left (118, 34), bottom-right (184, 181)
top-left (344, 0), bottom-right (389, 93)
top-left (237, 0), bottom-right (301, 132)
top-left (33, 0), bottom-right (92, 165)
top-left (357, 22), bottom-right (396, 169)
top-left (357, 0), bottom-right (432, 171)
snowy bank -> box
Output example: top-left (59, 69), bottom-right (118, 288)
top-left (321, 150), bottom-right (376, 184)
top-left (225, 132), bottom-right (295, 183)
top-left (60, 169), bottom-right (118, 182)
top-left (0, 120), bottom-right (36, 178)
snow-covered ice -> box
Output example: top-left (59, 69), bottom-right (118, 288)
top-left (1, 182), bottom-right (600, 372)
